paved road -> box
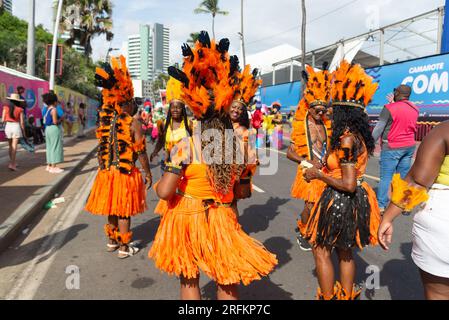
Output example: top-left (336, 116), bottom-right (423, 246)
top-left (0, 142), bottom-right (423, 300)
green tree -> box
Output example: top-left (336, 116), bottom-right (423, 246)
top-left (194, 0), bottom-right (229, 39)
top-left (0, 10), bottom-right (100, 99)
top-left (186, 32), bottom-right (200, 46)
top-left (152, 73), bottom-right (170, 102)
top-left (60, 0), bottom-right (113, 57)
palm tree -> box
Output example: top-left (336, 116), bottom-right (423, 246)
top-left (59, 0), bottom-right (113, 57)
top-left (186, 32), bottom-right (200, 45)
top-left (194, 0), bottom-right (229, 39)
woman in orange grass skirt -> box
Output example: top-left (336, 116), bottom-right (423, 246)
top-left (302, 61), bottom-right (381, 300)
top-left (85, 56), bottom-right (152, 259)
top-left (148, 31), bottom-right (277, 300)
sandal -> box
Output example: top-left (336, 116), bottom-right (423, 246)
top-left (107, 243), bottom-right (119, 252)
top-left (117, 243), bottom-right (140, 259)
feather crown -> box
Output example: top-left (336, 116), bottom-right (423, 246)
top-left (166, 77), bottom-right (183, 103)
top-left (302, 64), bottom-right (331, 108)
top-left (231, 65), bottom-right (262, 108)
top-left (95, 55), bottom-right (134, 113)
top-left (331, 60), bottom-right (378, 109)
top-left (168, 31), bottom-right (260, 119)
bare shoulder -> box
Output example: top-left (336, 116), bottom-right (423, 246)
top-left (340, 132), bottom-right (355, 148)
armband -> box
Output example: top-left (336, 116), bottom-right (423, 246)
top-left (164, 162), bottom-right (183, 175)
top-left (390, 174), bottom-right (429, 212)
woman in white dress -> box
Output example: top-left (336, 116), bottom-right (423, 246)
top-left (379, 120), bottom-right (449, 300)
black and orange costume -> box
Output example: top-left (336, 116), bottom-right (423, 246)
top-left (149, 32), bottom-right (277, 286)
top-left (290, 65), bottom-right (332, 235)
top-left (85, 56), bottom-right (147, 246)
top-left (303, 61), bottom-right (381, 299)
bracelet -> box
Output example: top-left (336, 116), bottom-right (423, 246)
top-left (164, 163), bottom-right (182, 175)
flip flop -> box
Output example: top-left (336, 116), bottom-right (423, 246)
top-left (117, 244), bottom-right (140, 259)
top-left (107, 243), bottom-right (119, 252)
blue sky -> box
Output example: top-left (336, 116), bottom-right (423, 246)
top-left (13, 0), bottom-right (446, 64)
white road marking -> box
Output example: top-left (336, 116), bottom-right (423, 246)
top-left (6, 170), bottom-right (96, 300)
top-left (363, 174), bottom-right (381, 182)
top-left (252, 184), bottom-right (265, 193)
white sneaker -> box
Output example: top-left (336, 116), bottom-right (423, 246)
top-left (50, 167), bottom-right (64, 174)
top-left (46, 165), bottom-right (51, 171)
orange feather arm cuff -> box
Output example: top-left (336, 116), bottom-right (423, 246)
top-left (390, 174), bottom-right (429, 212)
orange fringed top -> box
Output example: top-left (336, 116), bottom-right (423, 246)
top-left (324, 145), bottom-right (368, 180)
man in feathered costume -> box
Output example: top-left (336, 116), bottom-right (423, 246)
top-left (287, 64), bottom-right (332, 251)
top-left (85, 56), bottom-right (152, 259)
top-left (148, 31), bottom-right (277, 300)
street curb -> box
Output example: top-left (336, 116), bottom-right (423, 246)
top-left (0, 142), bottom-right (97, 253)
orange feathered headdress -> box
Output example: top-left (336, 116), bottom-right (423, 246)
top-left (302, 64), bottom-right (331, 108)
top-left (168, 31), bottom-right (250, 119)
top-left (232, 64), bottom-right (262, 108)
top-left (331, 60), bottom-right (378, 109)
top-left (95, 55), bottom-right (134, 113)
top-left (166, 77), bottom-right (183, 104)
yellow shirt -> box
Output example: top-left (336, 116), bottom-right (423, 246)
top-left (165, 121), bottom-right (188, 153)
top-left (436, 156), bottom-right (449, 186)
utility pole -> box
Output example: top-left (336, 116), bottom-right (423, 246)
top-left (300, 0), bottom-right (307, 92)
top-left (50, 0), bottom-right (64, 90)
top-left (240, 0), bottom-right (246, 66)
top-left (26, 0), bottom-right (35, 76)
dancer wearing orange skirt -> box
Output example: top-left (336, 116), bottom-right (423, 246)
top-left (148, 31), bottom-right (277, 300)
top-left (302, 61), bottom-right (381, 299)
top-left (85, 56), bottom-right (152, 259)
top-left (287, 64), bottom-right (332, 251)
top-left (228, 66), bottom-right (260, 204)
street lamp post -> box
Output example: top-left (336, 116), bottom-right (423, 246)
top-left (240, 0), bottom-right (246, 66)
top-left (105, 47), bottom-right (120, 63)
top-left (50, 0), bottom-right (64, 91)
top-left (26, 0), bottom-right (35, 76)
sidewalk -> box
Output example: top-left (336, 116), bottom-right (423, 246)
top-left (0, 131), bottom-right (97, 252)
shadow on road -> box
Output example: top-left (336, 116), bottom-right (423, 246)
top-left (379, 242), bottom-right (423, 300)
top-left (201, 236), bottom-right (294, 300)
top-left (0, 224), bottom-right (88, 269)
top-left (132, 216), bottom-right (161, 250)
top-left (239, 197), bottom-right (289, 235)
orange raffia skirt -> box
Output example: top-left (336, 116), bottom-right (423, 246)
top-left (304, 181), bottom-right (380, 249)
top-left (85, 166), bottom-right (147, 218)
top-left (148, 194), bottom-right (278, 285)
top-left (291, 166), bottom-right (325, 203)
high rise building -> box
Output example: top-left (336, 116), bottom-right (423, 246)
top-left (152, 23), bottom-right (170, 78)
top-left (127, 23), bottom-right (169, 82)
top-left (0, 0), bottom-right (13, 14)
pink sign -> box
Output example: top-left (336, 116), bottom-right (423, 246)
top-left (0, 69), bottom-right (49, 140)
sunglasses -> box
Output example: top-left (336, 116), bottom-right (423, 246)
top-left (312, 107), bottom-right (326, 114)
